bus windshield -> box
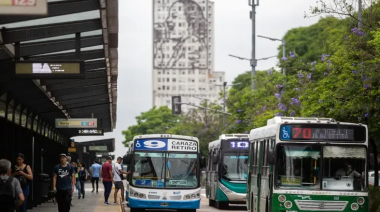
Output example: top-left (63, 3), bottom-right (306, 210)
top-left (132, 152), bottom-right (198, 188)
top-left (222, 152), bottom-right (249, 181)
top-left (166, 153), bottom-right (198, 188)
top-left (276, 145), bottom-right (367, 191)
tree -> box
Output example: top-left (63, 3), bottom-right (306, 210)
top-left (122, 106), bottom-right (180, 146)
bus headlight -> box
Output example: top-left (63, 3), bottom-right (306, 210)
top-left (284, 201), bottom-right (292, 209)
top-left (278, 195), bottom-right (286, 203)
top-left (351, 203), bottom-right (359, 211)
top-left (130, 188), bottom-right (146, 199)
top-left (183, 191), bottom-right (201, 200)
top-left (219, 182), bottom-right (232, 194)
top-left (357, 197), bottom-right (365, 205)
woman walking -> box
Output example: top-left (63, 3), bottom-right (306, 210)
top-left (71, 162), bottom-right (81, 199)
top-left (13, 153), bottom-right (33, 212)
top-left (78, 163), bottom-right (87, 199)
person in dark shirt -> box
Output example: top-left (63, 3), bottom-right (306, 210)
top-left (53, 154), bottom-right (75, 212)
top-left (101, 156), bottom-right (113, 206)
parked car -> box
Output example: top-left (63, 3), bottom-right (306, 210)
top-left (368, 171), bottom-right (380, 185)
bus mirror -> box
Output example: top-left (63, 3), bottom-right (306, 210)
top-left (200, 156), bottom-right (207, 168)
top-left (212, 153), bottom-right (219, 164)
top-left (123, 154), bottom-right (130, 164)
top-left (268, 149), bottom-right (275, 165)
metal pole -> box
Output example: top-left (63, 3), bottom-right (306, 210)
top-left (223, 82), bottom-right (226, 126)
top-left (251, 3), bottom-right (256, 90)
top-left (358, 0), bottom-right (362, 28)
top-left (282, 39), bottom-right (286, 76)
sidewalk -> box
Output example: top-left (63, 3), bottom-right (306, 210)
top-left (30, 183), bottom-right (122, 212)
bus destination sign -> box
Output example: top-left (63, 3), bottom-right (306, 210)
top-left (280, 124), bottom-right (366, 141)
top-left (222, 140), bottom-right (249, 150)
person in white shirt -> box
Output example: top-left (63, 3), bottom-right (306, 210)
top-left (335, 161), bottom-right (361, 179)
top-left (113, 157), bottom-right (130, 205)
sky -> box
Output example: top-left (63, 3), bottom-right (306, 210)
top-left (74, 0), bottom-right (325, 158)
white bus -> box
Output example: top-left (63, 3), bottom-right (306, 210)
top-left (247, 117), bottom-right (368, 212)
top-left (206, 134), bottom-right (250, 209)
top-left (123, 134), bottom-right (206, 212)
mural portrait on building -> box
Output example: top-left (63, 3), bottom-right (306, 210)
top-left (153, 0), bottom-right (208, 70)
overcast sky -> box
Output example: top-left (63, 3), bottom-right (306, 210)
top-left (74, 0), bottom-right (324, 158)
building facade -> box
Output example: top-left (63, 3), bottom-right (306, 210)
top-left (152, 0), bottom-right (224, 110)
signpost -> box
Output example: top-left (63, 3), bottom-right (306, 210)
top-left (0, 0), bottom-right (47, 15)
top-left (13, 61), bottom-right (85, 79)
top-left (78, 129), bottom-right (104, 136)
top-left (89, 146), bottom-right (107, 151)
top-left (55, 118), bottom-right (97, 129)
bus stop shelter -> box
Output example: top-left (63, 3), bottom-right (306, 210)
top-left (0, 0), bottom-right (118, 209)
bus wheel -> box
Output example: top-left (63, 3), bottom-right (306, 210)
top-left (208, 199), bottom-right (215, 207)
top-left (130, 208), bottom-right (145, 212)
top-left (216, 201), bottom-right (228, 209)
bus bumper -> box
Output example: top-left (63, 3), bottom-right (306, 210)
top-left (129, 197), bottom-right (200, 209)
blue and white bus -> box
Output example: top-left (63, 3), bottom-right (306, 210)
top-left (124, 134), bottom-right (206, 212)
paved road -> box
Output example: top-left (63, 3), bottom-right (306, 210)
top-left (124, 189), bottom-right (247, 212)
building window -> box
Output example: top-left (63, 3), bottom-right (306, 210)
top-left (173, 86), bottom-right (177, 91)
top-left (173, 78), bottom-right (177, 82)
top-left (167, 78), bottom-right (170, 82)
top-left (163, 86), bottom-right (165, 90)
top-left (158, 78), bottom-right (161, 82)
top-left (158, 87), bottom-right (161, 90)
top-left (167, 86), bottom-right (170, 90)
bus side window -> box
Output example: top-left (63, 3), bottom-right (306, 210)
top-left (252, 141), bottom-right (259, 175)
top-left (207, 150), bottom-right (212, 171)
top-left (262, 139), bottom-right (269, 177)
top-left (212, 150), bottom-right (217, 172)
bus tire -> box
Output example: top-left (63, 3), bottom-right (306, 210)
top-left (208, 199), bottom-right (215, 207)
top-left (130, 208), bottom-right (144, 212)
top-left (216, 201), bottom-right (228, 209)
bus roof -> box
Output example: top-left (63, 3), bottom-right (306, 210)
top-left (249, 116), bottom-right (367, 140)
top-left (209, 134), bottom-right (249, 149)
top-left (132, 134), bottom-right (199, 142)
top-left (265, 116), bottom-right (366, 126)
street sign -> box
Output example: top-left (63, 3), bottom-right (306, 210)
top-left (0, 0), bottom-right (47, 15)
top-left (172, 96), bottom-right (181, 115)
top-left (68, 148), bottom-right (76, 153)
top-left (55, 118), bottom-right (97, 129)
top-left (78, 129), bottom-right (104, 136)
top-left (89, 146), bottom-right (107, 151)
top-left (13, 61), bottom-right (85, 79)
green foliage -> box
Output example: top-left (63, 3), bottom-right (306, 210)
top-left (121, 106), bottom-right (180, 146)
top-left (280, 17), bottom-right (346, 65)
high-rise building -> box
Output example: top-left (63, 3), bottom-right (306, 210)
top-left (152, 0), bottom-right (225, 111)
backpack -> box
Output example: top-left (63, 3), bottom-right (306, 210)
top-left (0, 177), bottom-right (16, 212)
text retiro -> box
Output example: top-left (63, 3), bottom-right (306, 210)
top-left (170, 140), bottom-right (197, 151)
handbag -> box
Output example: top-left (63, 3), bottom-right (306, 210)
top-left (15, 174), bottom-right (28, 188)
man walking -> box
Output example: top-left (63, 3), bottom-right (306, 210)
top-left (53, 154), bottom-right (75, 212)
top-left (101, 156), bottom-right (113, 206)
top-left (0, 159), bottom-right (25, 212)
top-left (90, 161), bottom-right (101, 193)
top-left (113, 157), bottom-right (130, 205)
top-left (66, 156), bottom-right (75, 207)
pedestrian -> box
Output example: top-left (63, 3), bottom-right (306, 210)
top-left (78, 163), bottom-right (87, 199)
top-left (101, 156), bottom-right (114, 206)
top-left (113, 157), bottom-right (130, 205)
top-left (12, 153), bottom-right (33, 212)
top-left (90, 161), bottom-right (101, 193)
top-left (71, 162), bottom-right (81, 199)
top-left (66, 156), bottom-right (75, 207)
top-left (0, 159), bottom-right (25, 212)
top-left (53, 154), bottom-right (75, 212)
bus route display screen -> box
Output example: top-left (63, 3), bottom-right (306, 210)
top-left (222, 140), bottom-right (250, 150)
top-left (280, 124), bottom-right (366, 142)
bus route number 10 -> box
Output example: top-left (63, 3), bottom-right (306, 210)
top-left (230, 141), bottom-right (249, 148)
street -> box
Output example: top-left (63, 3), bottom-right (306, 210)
top-left (124, 189), bottom-right (247, 212)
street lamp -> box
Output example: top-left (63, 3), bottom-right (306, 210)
top-left (228, 54), bottom-right (277, 62)
top-left (211, 82), bottom-right (243, 126)
top-left (248, 0), bottom-right (259, 90)
top-left (257, 35), bottom-right (286, 76)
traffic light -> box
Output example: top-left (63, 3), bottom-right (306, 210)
top-left (172, 96), bottom-right (181, 115)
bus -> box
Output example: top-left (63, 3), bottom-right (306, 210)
top-left (123, 134), bottom-right (206, 212)
top-left (247, 117), bottom-right (368, 212)
top-left (206, 134), bottom-right (250, 209)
